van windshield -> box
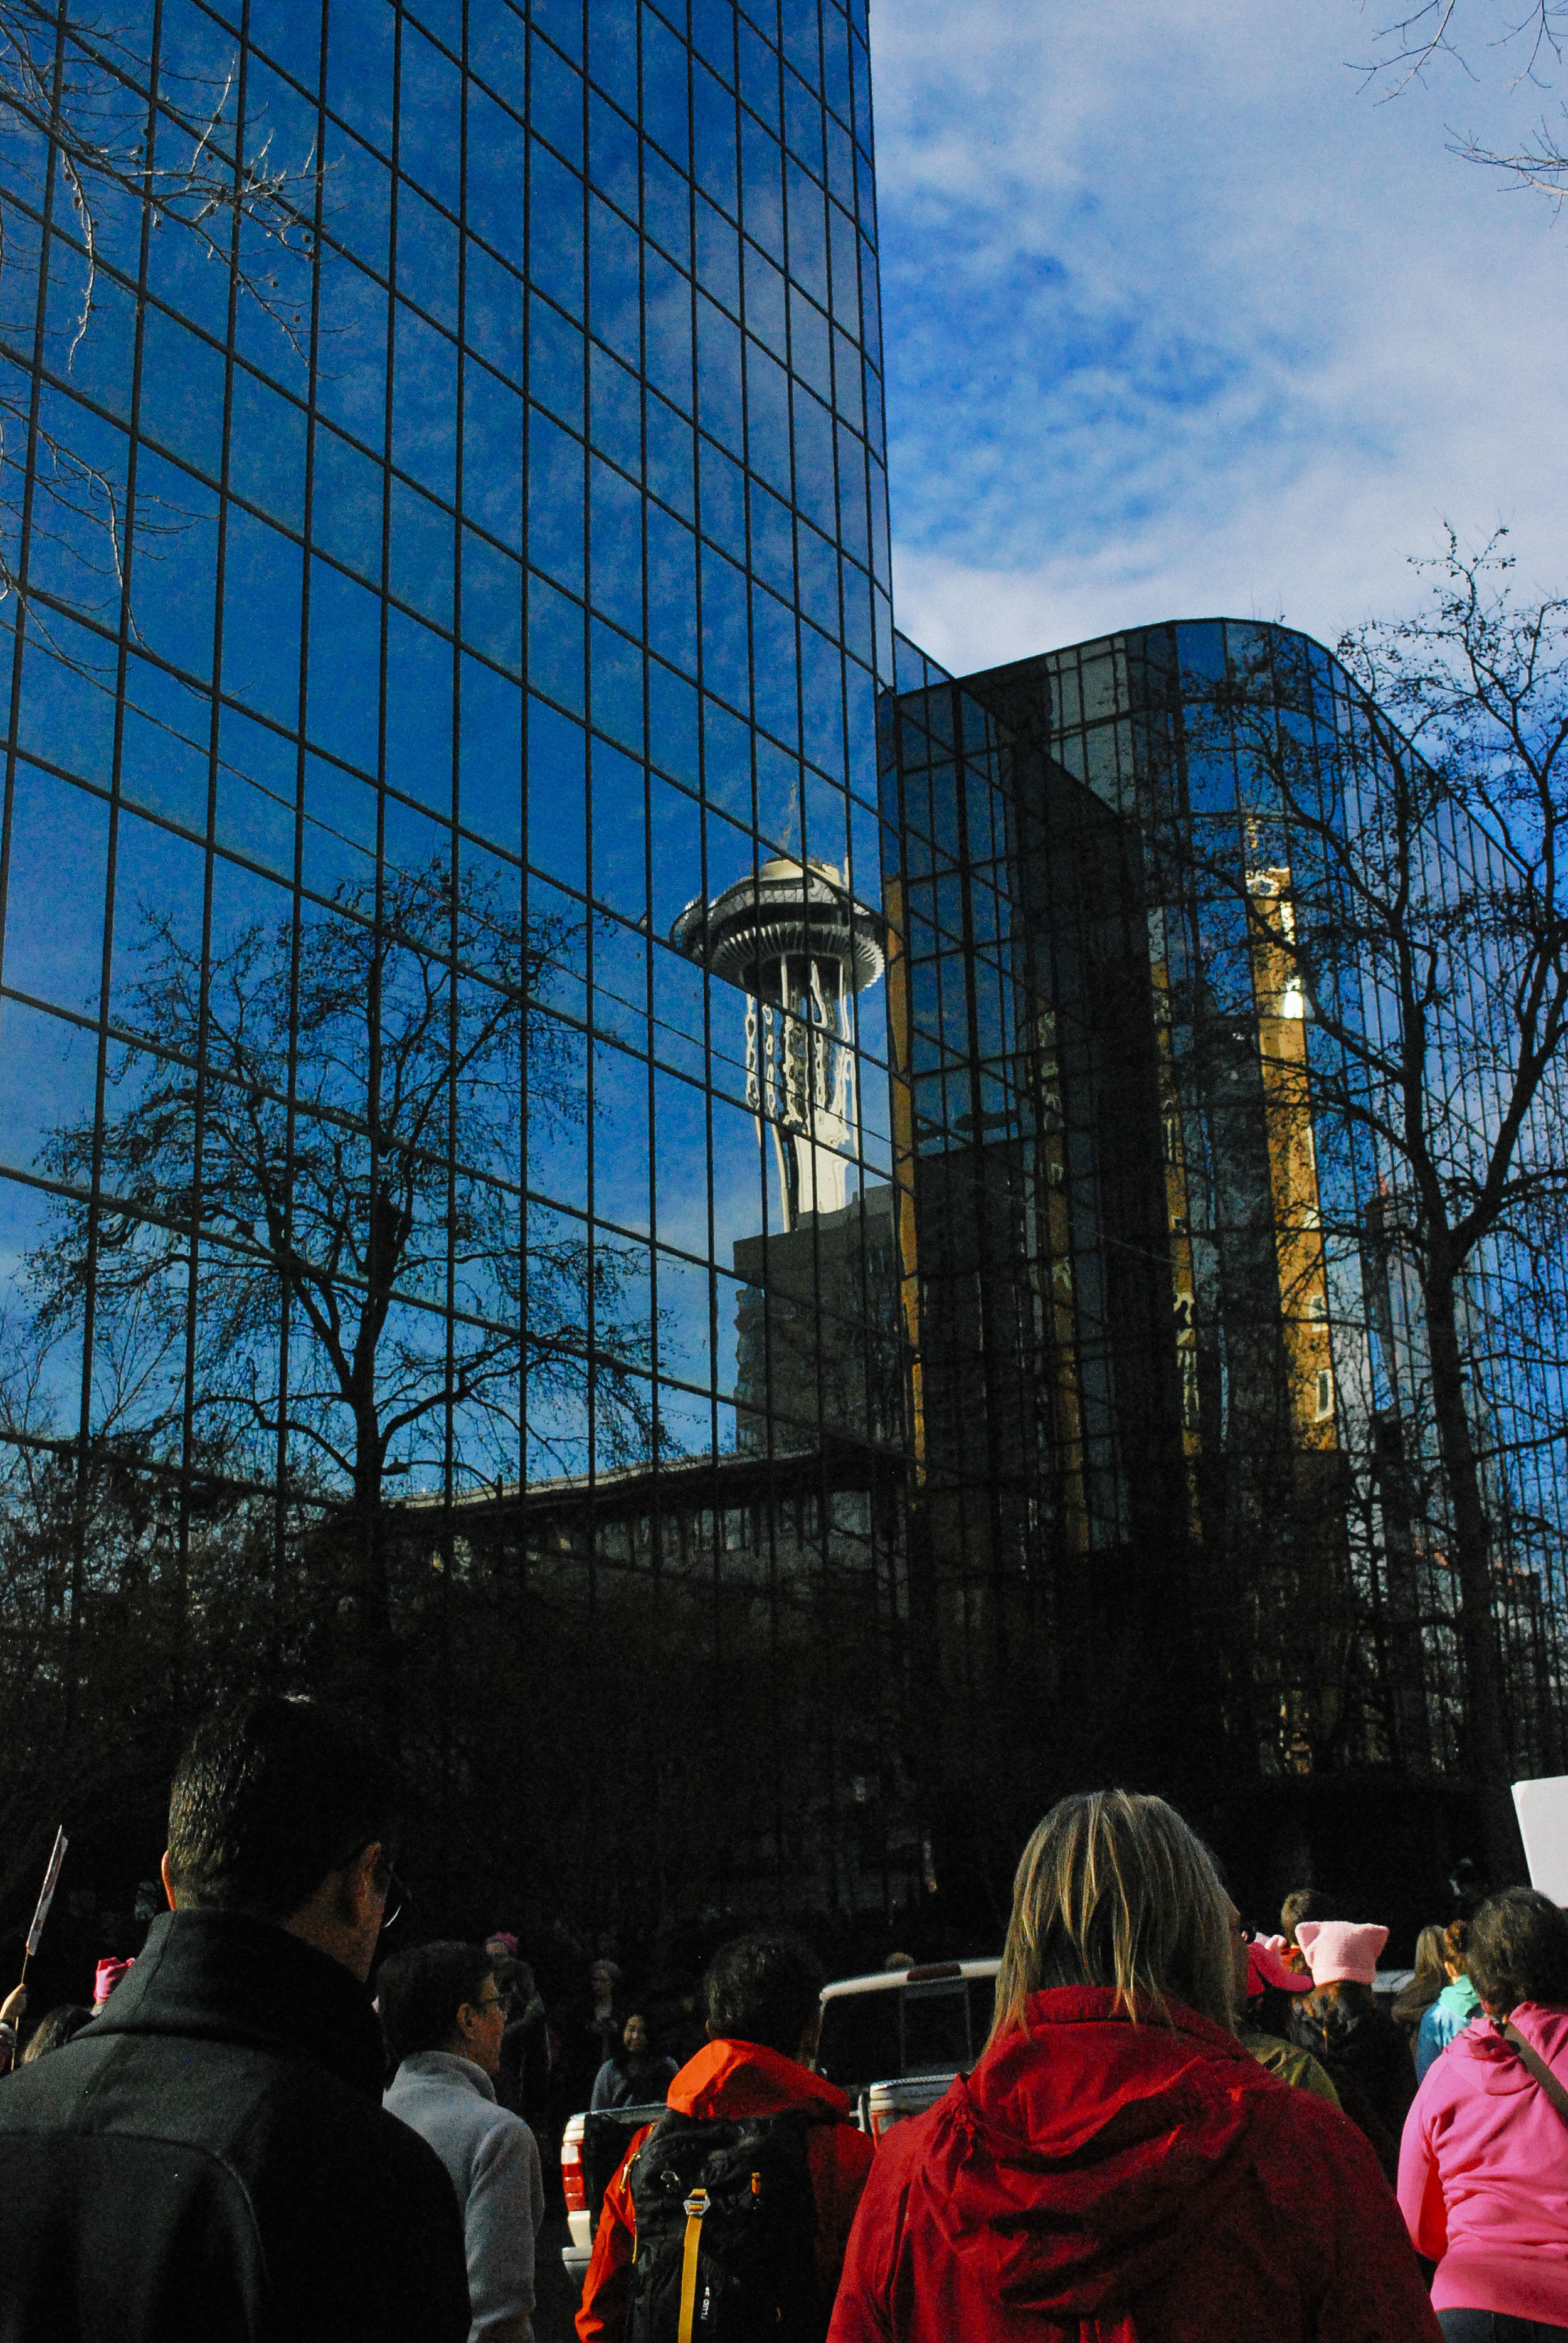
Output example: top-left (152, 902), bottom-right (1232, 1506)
top-left (902, 1986), bottom-right (968, 2073)
top-left (815, 1989), bottom-right (901, 2090)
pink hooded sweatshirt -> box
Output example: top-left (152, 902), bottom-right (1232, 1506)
top-left (1397, 2000), bottom-right (1568, 2324)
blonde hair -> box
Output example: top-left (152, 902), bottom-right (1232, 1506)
top-left (989, 1789), bottom-right (1236, 2045)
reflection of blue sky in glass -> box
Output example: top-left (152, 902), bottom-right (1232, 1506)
top-left (0, 0), bottom-right (895, 1498)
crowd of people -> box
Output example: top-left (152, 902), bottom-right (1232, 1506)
top-left (0, 1696), bottom-right (1565, 2342)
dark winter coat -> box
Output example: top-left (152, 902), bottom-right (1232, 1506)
top-left (0, 1906), bottom-right (470, 2343)
top-left (1288, 1985), bottom-right (1416, 2179)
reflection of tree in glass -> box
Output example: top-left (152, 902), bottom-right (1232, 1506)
top-left (1162, 535), bottom-right (1568, 1865)
top-left (26, 861), bottom-right (656, 1669)
top-left (0, 4), bottom-right (315, 619)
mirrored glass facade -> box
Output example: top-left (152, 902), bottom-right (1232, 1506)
top-left (885, 620), bottom-right (1568, 1920)
top-left (5, 0), bottom-right (1561, 1950)
top-left (0, 0), bottom-right (915, 1938)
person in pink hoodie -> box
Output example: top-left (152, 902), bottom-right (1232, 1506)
top-left (1398, 1886), bottom-right (1568, 2339)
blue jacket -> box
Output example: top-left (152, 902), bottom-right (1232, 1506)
top-left (1416, 1975), bottom-right (1483, 2081)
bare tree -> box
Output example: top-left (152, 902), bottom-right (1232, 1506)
top-left (1164, 530), bottom-right (1568, 1866)
top-left (22, 861), bottom-right (657, 1689)
top-left (1359, 0), bottom-right (1568, 198)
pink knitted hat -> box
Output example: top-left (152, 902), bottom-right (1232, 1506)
top-left (1246, 1934), bottom-right (1311, 1995)
top-left (93, 1956), bottom-right (134, 2007)
top-left (1295, 1921), bottom-right (1387, 1986)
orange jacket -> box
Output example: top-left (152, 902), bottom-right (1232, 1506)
top-left (575, 2037), bottom-right (876, 2342)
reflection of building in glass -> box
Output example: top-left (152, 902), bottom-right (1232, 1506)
top-left (0, 0), bottom-right (909, 1936)
top-left (674, 857), bottom-right (899, 1455)
top-left (398, 1438), bottom-right (919, 1921)
top-left (5, 0), bottom-right (1560, 1943)
top-left (673, 858), bottom-right (885, 1230)
top-left (731, 1184), bottom-right (902, 1452)
top-left (885, 619), bottom-right (1568, 1916)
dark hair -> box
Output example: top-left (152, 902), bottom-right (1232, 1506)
top-left (1280, 1888), bottom-right (1341, 1947)
top-left (166, 1694), bottom-right (400, 1921)
top-left (378, 1941), bottom-right (494, 2064)
top-left (1288, 1979), bottom-right (1381, 2065)
top-left (1443, 1917), bottom-right (1471, 1972)
top-left (1296, 1978), bottom-right (1374, 2029)
top-left (703, 1933), bottom-right (824, 2059)
top-left (21, 2005), bottom-right (93, 2063)
top-left (1467, 1889), bottom-right (1568, 2019)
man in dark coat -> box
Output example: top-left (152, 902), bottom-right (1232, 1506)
top-left (0, 1694), bottom-right (470, 2342)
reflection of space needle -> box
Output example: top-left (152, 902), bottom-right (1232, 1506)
top-left (672, 857), bottom-right (886, 1231)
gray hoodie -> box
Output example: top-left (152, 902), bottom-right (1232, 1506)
top-left (384, 2051), bottom-right (545, 2343)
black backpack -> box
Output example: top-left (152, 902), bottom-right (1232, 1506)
top-left (623, 2108), bottom-right (824, 2343)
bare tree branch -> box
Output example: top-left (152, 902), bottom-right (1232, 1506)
top-left (0, 0), bottom-right (321, 625)
top-left (1357, 0), bottom-right (1568, 198)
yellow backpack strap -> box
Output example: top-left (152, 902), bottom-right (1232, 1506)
top-left (677, 2186), bottom-right (709, 2343)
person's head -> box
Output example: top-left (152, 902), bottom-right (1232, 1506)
top-left (1279, 1888), bottom-right (1340, 1948)
top-left (485, 1930), bottom-right (519, 1959)
top-left (622, 2012), bottom-right (651, 2060)
top-left (489, 1955), bottom-right (522, 2006)
top-left (21, 2005), bottom-right (92, 2063)
top-left (1443, 1916), bottom-right (1471, 1980)
top-left (162, 1694), bottom-right (400, 1983)
top-left (991, 1789), bottom-right (1236, 2041)
top-left (704, 1933), bottom-right (825, 2063)
top-left (1295, 1920), bottom-right (1387, 1995)
top-left (590, 1959), bottom-right (622, 2002)
top-left (1411, 1923), bottom-right (1447, 1992)
top-left (1237, 1933), bottom-right (1311, 2012)
top-left (1466, 1888), bottom-right (1568, 2021)
top-left (378, 1942), bottom-right (507, 2075)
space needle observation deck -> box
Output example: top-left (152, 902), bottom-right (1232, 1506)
top-left (671, 856), bottom-right (886, 1232)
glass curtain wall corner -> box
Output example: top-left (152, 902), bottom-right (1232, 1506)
top-left (881, 615), bottom-right (1568, 1903)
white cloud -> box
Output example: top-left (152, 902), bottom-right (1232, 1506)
top-left (871, 0), bottom-right (1568, 672)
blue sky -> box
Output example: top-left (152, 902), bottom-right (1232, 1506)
top-left (870, 0), bottom-right (1568, 670)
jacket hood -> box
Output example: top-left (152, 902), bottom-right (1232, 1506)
top-left (1449, 1999), bottom-right (1568, 2096)
top-left (82, 1907), bottom-right (388, 2099)
top-left (391, 2049), bottom-right (497, 2101)
top-left (1435, 1975), bottom-right (1481, 2022)
top-left (918, 1987), bottom-right (1283, 2329)
top-left (668, 2036), bottom-right (852, 2124)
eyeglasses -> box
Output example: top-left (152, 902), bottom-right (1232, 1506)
top-left (469, 1992), bottom-right (509, 2017)
top-left (378, 1868), bottom-right (408, 1936)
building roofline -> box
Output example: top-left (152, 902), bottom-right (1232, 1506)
top-left (388, 1429), bottom-right (908, 1523)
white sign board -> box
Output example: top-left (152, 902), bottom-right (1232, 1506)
top-left (1513, 1776), bottom-right (1568, 1905)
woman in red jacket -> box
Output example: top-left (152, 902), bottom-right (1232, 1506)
top-left (829, 1789), bottom-right (1441, 2343)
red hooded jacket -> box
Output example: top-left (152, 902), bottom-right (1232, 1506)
top-left (827, 1987), bottom-right (1441, 2343)
top-left (576, 2037), bottom-right (875, 2342)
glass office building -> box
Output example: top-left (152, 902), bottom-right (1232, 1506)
top-left (886, 620), bottom-right (1568, 1912)
top-left (0, 0), bottom-right (915, 1935)
top-left (4, 0), bottom-right (1561, 1947)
